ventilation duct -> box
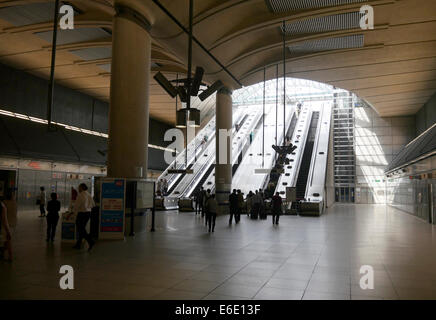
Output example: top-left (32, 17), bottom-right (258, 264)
top-left (288, 34), bottom-right (364, 54)
top-left (281, 11), bottom-right (363, 36)
top-left (266, 0), bottom-right (367, 13)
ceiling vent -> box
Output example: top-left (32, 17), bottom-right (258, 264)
top-left (98, 62), bottom-right (161, 73)
top-left (0, 1), bottom-right (80, 26)
top-left (288, 34), bottom-right (364, 54)
top-left (35, 27), bottom-right (111, 45)
top-left (69, 47), bottom-right (112, 61)
top-left (266, 0), bottom-right (367, 13)
top-left (0, 2), bottom-right (56, 26)
top-left (97, 63), bottom-right (111, 72)
top-left (281, 11), bottom-right (363, 35)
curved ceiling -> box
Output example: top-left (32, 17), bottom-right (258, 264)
top-left (0, 0), bottom-right (435, 124)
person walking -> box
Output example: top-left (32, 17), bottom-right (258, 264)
top-left (236, 189), bottom-right (244, 223)
top-left (71, 183), bottom-right (95, 251)
top-left (246, 191), bottom-right (254, 216)
top-left (195, 187), bottom-right (202, 215)
top-left (228, 189), bottom-right (238, 225)
top-left (271, 192), bottom-right (282, 225)
top-left (205, 194), bottom-right (217, 233)
top-left (202, 189), bottom-right (211, 219)
top-left (259, 189), bottom-right (266, 219)
top-left (251, 190), bottom-right (261, 219)
top-left (157, 179), bottom-right (163, 196)
top-left (1, 196), bottom-right (12, 261)
top-left (3, 189), bottom-right (17, 260)
top-left (38, 186), bottom-right (46, 217)
top-left (46, 193), bottom-right (61, 242)
top-left (162, 178), bottom-right (168, 195)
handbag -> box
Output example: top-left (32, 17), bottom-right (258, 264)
top-left (36, 199), bottom-right (41, 205)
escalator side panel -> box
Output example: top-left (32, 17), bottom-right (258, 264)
top-left (303, 103), bottom-right (333, 215)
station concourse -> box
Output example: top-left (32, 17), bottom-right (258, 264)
top-left (0, 0), bottom-right (436, 300)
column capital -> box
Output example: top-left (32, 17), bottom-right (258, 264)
top-left (115, 4), bottom-right (152, 32)
top-left (218, 86), bottom-right (233, 96)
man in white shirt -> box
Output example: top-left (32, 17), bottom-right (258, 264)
top-left (72, 183), bottom-right (95, 251)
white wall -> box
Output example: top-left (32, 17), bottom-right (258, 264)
top-left (354, 107), bottom-right (415, 204)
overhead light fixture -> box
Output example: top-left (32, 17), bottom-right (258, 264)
top-left (198, 80), bottom-right (224, 101)
top-left (176, 109), bottom-right (187, 128)
top-left (154, 72), bottom-right (178, 98)
top-left (188, 108), bottom-right (200, 127)
top-left (191, 66), bottom-right (204, 96)
top-left (176, 108), bottom-right (200, 128)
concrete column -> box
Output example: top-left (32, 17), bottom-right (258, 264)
top-left (107, 6), bottom-right (151, 178)
top-left (215, 87), bottom-right (233, 212)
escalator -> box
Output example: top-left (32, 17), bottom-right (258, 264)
top-left (299, 103), bottom-right (333, 216)
top-left (199, 104), bottom-right (265, 194)
top-left (165, 107), bottom-right (250, 210)
top-left (186, 111), bottom-right (252, 198)
top-left (295, 112), bottom-right (319, 201)
top-left (167, 164), bottom-right (194, 195)
top-left (232, 103), bottom-right (296, 195)
top-left (264, 113), bottom-right (298, 198)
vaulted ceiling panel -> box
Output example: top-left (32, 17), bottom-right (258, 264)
top-left (0, 0), bottom-right (435, 123)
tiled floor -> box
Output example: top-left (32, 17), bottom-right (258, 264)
top-left (2, 204), bottom-right (436, 300)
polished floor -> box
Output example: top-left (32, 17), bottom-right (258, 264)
top-left (1, 204), bottom-right (436, 300)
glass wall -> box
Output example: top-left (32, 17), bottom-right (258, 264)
top-left (386, 155), bottom-right (436, 224)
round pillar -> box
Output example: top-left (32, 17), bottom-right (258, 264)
top-left (215, 87), bottom-right (233, 213)
top-left (107, 6), bottom-right (152, 178)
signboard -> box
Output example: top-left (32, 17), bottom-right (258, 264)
top-left (61, 213), bottom-right (78, 242)
top-left (100, 178), bottom-right (126, 239)
top-left (286, 187), bottom-right (296, 202)
top-left (136, 180), bottom-right (155, 209)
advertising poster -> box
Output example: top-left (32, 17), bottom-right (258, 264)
top-left (100, 178), bottom-right (126, 239)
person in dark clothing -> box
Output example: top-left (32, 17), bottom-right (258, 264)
top-left (38, 186), bottom-right (46, 217)
top-left (205, 194), bottom-right (217, 232)
top-left (196, 187), bottom-right (204, 215)
top-left (228, 189), bottom-right (238, 225)
top-left (46, 193), bottom-right (61, 242)
top-left (271, 192), bottom-right (283, 225)
top-left (236, 189), bottom-right (244, 223)
top-left (203, 189), bottom-right (211, 221)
